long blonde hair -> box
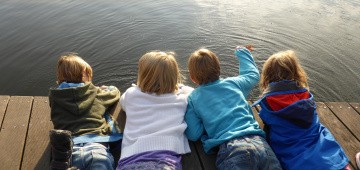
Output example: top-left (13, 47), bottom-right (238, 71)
top-left (137, 51), bottom-right (181, 95)
top-left (56, 53), bottom-right (93, 84)
top-left (259, 50), bottom-right (308, 91)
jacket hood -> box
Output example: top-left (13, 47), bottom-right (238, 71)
top-left (261, 97), bottom-right (316, 128)
top-left (253, 80), bottom-right (315, 128)
top-left (49, 82), bottom-right (97, 116)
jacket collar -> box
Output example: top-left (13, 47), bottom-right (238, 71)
top-left (253, 80), bottom-right (307, 106)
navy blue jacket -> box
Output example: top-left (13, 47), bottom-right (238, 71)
top-left (253, 81), bottom-right (348, 170)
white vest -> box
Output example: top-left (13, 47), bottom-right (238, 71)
top-left (120, 85), bottom-right (193, 159)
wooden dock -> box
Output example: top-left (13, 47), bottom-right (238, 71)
top-left (0, 95), bottom-right (359, 169)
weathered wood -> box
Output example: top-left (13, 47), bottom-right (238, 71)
top-left (349, 103), bottom-right (360, 115)
top-left (21, 96), bottom-right (53, 170)
top-left (1, 95), bottom-right (359, 170)
top-left (0, 95), bottom-right (10, 129)
top-left (193, 140), bottom-right (217, 170)
top-left (250, 101), bottom-right (265, 129)
top-left (182, 142), bottom-right (203, 170)
top-left (324, 102), bottom-right (360, 141)
top-left (317, 102), bottom-right (359, 169)
top-left (0, 96), bottom-right (33, 169)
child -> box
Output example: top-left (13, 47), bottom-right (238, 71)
top-left (117, 51), bottom-right (193, 170)
top-left (252, 50), bottom-right (349, 170)
top-left (49, 53), bottom-right (123, 170)
top-left (185, 47), bottom-right (282, 170)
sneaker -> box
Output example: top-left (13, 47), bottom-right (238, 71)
top-left (49, 129), bottom-right (73, 170)
top-left (356, 152), bottom-right (360, 170)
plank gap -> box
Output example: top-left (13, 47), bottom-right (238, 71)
top-left (19, 97), bottom-right (35, 170)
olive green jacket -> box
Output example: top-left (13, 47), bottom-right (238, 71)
top-left (49, 82), bottom-right (120, 137)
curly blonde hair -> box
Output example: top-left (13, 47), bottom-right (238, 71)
top-left (259, 50), bottom-right (308, 91)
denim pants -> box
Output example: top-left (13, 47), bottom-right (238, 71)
top-left (216, 135), bottom-right (282, 170)
top-left (72, 142), bottom-right (114, 170)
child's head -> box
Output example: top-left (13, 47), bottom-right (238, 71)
top-left (259, 50), bottom-right (308, 91)
top-left (188, 49), bottom-right (220, 85)
top-left (137, 51), bottom-right (181, 95)
top-left (56, 53), bottom-right (93, 84)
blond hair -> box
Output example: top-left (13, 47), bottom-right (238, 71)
top-left (259, 50), bottom-right (308, 91)
top-left (56, 53), bottom-right (93, 84)
top-left (137, 51), bottom-right (181, 95)
top-left (188, 49), bottom-right (220, 85)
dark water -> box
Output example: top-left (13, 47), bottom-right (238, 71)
top-left (0, 0), bottom-right (359, 101)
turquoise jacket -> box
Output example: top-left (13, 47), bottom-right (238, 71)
top-left (185, 48), bottom-right (265, 153)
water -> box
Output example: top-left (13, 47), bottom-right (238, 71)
top-left (0, 0), bottom-right (359, 101)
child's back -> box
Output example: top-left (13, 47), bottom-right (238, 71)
top-left (117, 51), bottom-right (192, 170)
top-left (254, 50), bottom-right (349, 170)
top-left (49, 53), bottom-right (122, 170)
top-left (185, 47), bottom-right (282, 170)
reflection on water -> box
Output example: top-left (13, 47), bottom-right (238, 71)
top-left (0, 0), bottom-right (359, 101)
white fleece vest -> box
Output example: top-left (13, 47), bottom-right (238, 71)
top-left (120, 85), bottom-right (193, 159)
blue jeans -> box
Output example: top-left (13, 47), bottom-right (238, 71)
top-left (72, 142), bottom-right (114, 170)
top-left (216, 135), bottom-right (282, 170)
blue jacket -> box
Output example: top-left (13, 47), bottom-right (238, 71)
top-left (185, 48), bottom-right (265, 153)
top-left (253, 81), bottom-right (348, 170)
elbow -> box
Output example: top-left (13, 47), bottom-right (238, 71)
top-left (247, 71), bottom-right (260, 84)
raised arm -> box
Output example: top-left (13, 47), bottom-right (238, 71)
top-left (232, 46), bottom-right (260, 97)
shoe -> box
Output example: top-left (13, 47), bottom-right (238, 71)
top-left (49, 129), bottom-right (73, 170)
top-left (356, 152), bottom-right (360, 170)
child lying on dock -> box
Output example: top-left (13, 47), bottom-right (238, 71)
top-left (253, 50), bottom-right (350, 170)
top-left (49, 53), bottom-right (122, 170)
top-left (185, 46), bottom-right (282, 169)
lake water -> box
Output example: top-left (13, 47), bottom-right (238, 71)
top-left (0, 0), bottom-right (359, 101)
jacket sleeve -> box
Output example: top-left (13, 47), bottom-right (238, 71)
top-left (232, 48), bottom-right (260, 98)
top-left (97, 86), bottom-right (121, 110)
top-left (185, 97), bottom-right (204, 141)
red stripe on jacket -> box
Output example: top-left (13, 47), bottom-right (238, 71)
top-left (266, 91), bottom-right (310, 111)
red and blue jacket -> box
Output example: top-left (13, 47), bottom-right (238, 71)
top-left (253, 80), bottom-right (348, 170)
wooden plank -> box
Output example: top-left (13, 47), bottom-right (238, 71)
top-left (250, 101), bottom-right (265, 129)
top-left (182, 142), bottom-right (203, 170)
top-left (349, 103), bottom-right (360, 115)
top-left (0, 95), bottom-right (10, 129)
top-left (317, 102), bottom-right (359, 169)
top-left (21, 96), bottom-right (53, 170)
top-left (194, 140), bottom-right (217, 170)
top-left (325, 102), bottom-right (360, 141)
top-left (0, 96), bottom-right (33, 169)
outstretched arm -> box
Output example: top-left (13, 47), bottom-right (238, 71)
top-left (233, 45), bottom-right (260, 97)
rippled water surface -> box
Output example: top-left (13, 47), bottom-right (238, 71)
top-left (0, 0), bottom-right (359, 101)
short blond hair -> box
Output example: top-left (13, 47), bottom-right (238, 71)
top-left (56, 53), bottom-right (93, 84)
top-left (188, 49), bottom-right (220, 85)
top-left (137, 51), bottom-right (181, 95)
top-left (259, 50), bottom-right (308, 91)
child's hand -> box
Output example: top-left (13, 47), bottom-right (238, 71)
top-left (245, 45), bottom-right (254, 52)
top-left (235, 45), bottom-right (254, 52)
top-left (100, 85), bottom-right (108, 90)
top-left (99, 85), bottom-right (116, 92)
